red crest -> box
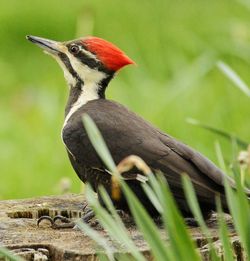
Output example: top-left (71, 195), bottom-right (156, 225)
top-left (82, 37), bottom-right (135, 71)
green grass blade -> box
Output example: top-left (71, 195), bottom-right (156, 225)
top-left (0, 247), bottom-right (25, 261)
top-left (114, 253), bottom-right (136, 261)
top-left (224, 171), bottom-right (250, 258)
top-left (230, 138), bottom-right (244, 179)
top-left (186, 118), bottom-right (248, 149)
top-left (98, 187), bottom-right (146, 261)
top-left (85, 186), bottom-right (127, 245)
top-left (141, 182), bottom-right (163, 213)
top-left (82, 114), bottom-right (117, 173)
top-left (182, 175), bottom-right (219, 261)
top-left (97, 253), bottom-right (112, 261)
top-left (77, 220), bottom-right (115, 261)
top-left (98, 186), bottom-right (126, 226)
top-left (155, 175), bottom-right (201, 261)
top-left (215, 196), bottom-right (234, 261)
top-left (121, 180), bottom-right (172, 261)
top-left (214, 141), bottom-right (227, 173)
top-left (85, 185), bottom-right (146, 261)
top-left (217, 61), bottom-right (250, 97)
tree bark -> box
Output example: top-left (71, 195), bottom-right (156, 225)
top-left (0, 194), bottom-right (244, 260)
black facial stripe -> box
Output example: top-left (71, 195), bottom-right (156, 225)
top-left (66, 42), bottom-right (99, 69)
top-left (58, 52), bottom-right (84, 85)
top-left (66, 43), bottom-right (114, 75)
top-left (76, 51), bottom-right (114, 74)
top-left (75, 51), bottom-right (101, 70)
top-left (65, 81), bottom-right (82, 116)
top-left (98, 74), bottom-right (114, 99)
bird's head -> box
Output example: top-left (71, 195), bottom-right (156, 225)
top-left (26, 35), bottom-right (135, 99)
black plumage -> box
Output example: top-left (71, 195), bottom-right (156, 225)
top-left (62, 99), bottom-right (236, 217)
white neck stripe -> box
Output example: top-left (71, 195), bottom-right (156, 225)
top-left (63, 81), bottom-right (100, 128)
top-left (53, 49), bottom-right (108, 157)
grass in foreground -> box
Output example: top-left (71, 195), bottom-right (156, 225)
top-left (78, 115), bottom-right (250, 261)
top-left (1, 0), bottom-right (250, 199)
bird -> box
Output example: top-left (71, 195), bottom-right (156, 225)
top-left (26, 35), bottom-right (248, 228)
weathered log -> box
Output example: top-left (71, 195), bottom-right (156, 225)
top-left (0, 194), bottom-right (244, 260)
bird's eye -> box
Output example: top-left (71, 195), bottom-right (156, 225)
top-left (69, 45), bottom-right (80, 54)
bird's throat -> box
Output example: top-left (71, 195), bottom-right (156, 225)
top-left (63, 70), bottom-right (114, 127)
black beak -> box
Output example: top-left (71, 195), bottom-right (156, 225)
top-left (26, 35), bottom-right (65, 54)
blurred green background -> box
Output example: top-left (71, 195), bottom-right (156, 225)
top-left (0, 0), bottom-right (249, 199)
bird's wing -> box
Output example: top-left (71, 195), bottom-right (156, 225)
top-left (157, 131), bottom-right (234, 186)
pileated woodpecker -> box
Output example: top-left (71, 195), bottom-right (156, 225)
top-left (26, 35), bottom-right (248, 228)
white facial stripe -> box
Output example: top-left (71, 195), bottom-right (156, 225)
top-left (61, 51), bottom-right (106, 128)
top-left (54, 56), bottom-right (77, 87)
top-left (67, 51), bottom-right (106, 86)
top-left (80, 46), bottom-right (99, 60)
top-left (53, 49), bottom-right (106, 90)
